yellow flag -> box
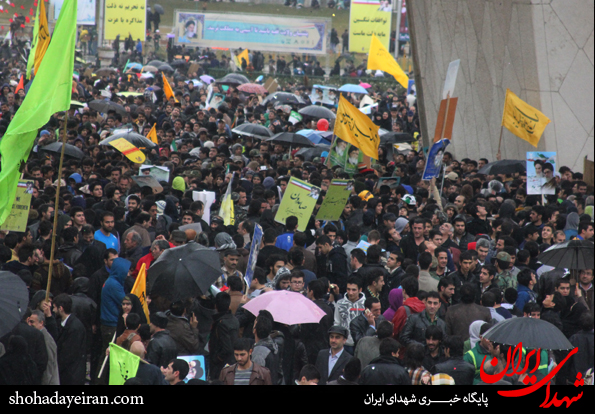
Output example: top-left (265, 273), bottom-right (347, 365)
top-left (33, 0), bottom-right (51, 76)
top-left (334, 95), bottom-right (380, 159)
top-left (502, 89), bottom-right (551, 148)
top-left (162, 73), bottom-right (178, 103)
top-left (367, 34), bottom-right (409, 89)
top-left (237, 49), bottom-right (249, 67)
top-left (146, 123), bottom-right (158, 145)
top-left (109, 138), bottom-right (146, 164)
top-left (131, 263), bottom-right (150, 323)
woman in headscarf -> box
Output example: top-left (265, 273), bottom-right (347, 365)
top-left (382, 288), bottom-right (403, 322)
top-left (395, 217), bottom-right (409, 236)
top-left (464, 320), bottom-right (486, 354)
top-left (564, 212), bottom-right (580, 241)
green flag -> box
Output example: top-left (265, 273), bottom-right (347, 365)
top-left (109, 343), bottom-right (140, 385)
top-left (0, 0), bottom-right (77, 226)
top-left (26, 2), bottom-right (41, 80)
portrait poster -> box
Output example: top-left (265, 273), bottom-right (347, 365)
top-left (527, 152), bottom-right (556, 195)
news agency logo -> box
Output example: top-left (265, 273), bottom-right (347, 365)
top-left (479, 343), bottom-right (583, 407)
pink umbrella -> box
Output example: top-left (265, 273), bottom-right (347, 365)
top-left (238, 83), bottom-right (268, 95)
top-left (359, 82), bottom-right (372, 89)
top-left (243, 290), bottom-right (327, 325)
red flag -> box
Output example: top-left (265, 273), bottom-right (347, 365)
top-left (15, 75), bottom-right (24, 95)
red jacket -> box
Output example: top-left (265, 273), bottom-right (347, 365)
top-left (391, 297), bottom-right (426, 339)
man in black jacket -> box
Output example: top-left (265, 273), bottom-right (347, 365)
top-left (301, 279), bottom-right (334, 364)
top-left (316, 235), bottom-right (348, 294)
top-left (52, 293), bottom-right (87, 385)
top-left (359, 338), bottom-right (410, 385)
top-left (349, 297), bottom-right (386, 348)
top-left (146, 312), bottom-right (178, 369)
top-left (431, 335), bottom-right (474, 385)
top-left (208, 292), bottom-right (239, 380)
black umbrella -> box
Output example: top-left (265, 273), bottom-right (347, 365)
top-left (147, 243), bottom-right (223, 302)
top-left (171, 59), bottom-right (187, 68)
top-left (147, 60), bottom-right (165, 67)
top-left (482, 317), bottom-right (574, 350)
top-left (538, 240), bottom-right (594, 270)
top-left (98, 131), bottom-right (158, 149)
top-left (380, 132), bottom-right (415, 145)
top-left (217, 73), bottom-right (250, 86)
top-left (0, 271), bottom-right (29, 338)
top-left (267, 132), bottom-right (314, 148)
top-left (232, 123), bottom-right (273, 139)
top-left (298, 105), bottom-right (336, 119)
top-left (154, 4), bottom-right (165, 14)
top-left (295, 144), bottom-right (330, 161)
top-left (158, 64), bottom-right (174, 73)
top-left (88, 99), bottom-right (127, 116)
top-left (478, 159), bottom-right (526, 175)
top-left (41, 142), bottom-right (85, 160)
top-left (262, 92), bottom-right (305, 106)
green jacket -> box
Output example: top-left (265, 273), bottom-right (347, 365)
top-left (463, 342), bottom-right (491, 385)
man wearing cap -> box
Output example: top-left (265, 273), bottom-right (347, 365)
top-left (494, 251), bottom-right (517, 290)
top-left (314, 326), bottom-right (352, 385)
top-left (146, 311), bottom-right (178, 368)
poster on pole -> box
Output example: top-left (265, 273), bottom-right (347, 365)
top-left (274, 178), bottom-right (320, 232)
top-left (349, 1), bottom-right (392, 53)
top-left (0, 180), bottom-right (34, 233)
top-left (316, 180), bottom-right (353, 222)
top-left (104, 0), bottom-right (146, 41)
top-left (328, 137), bottom-right (365, 176)
top-left (422, 139), bottom-right (451, 180)
top-left (244, 224), bottom-right (263, 288)
top-left (192, 191), bottom-right (216, 225)
top-left (527, 152), bottom-right (557, 195)
top-left (442, 59), bottom-right (461, 99)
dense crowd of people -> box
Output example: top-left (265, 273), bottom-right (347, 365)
top-left (0, 27), bottom-right (593, 387)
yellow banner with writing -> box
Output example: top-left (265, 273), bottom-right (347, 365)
top-left (334, 95), bottom-right (380, 160)
top-left (109, 138), bottom-right (146, 164)
top-left (0, 180), bottom-right (34, 232)
top-left (349, 1), bottom-right (392, 54)
top-left (131, 263), bottom-right (150, 323)
top-left (502, 89), bottom-right (551, 148)
top-left (104, 0), bottom-right (146, 41)
top-left (237, 49), bottom-right (249, 67)
top-left (367, 34), bottom-right (408, 88)
top-left (33, 0), bottom-right (51, 76)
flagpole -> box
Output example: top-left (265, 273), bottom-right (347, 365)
top-left (437, 92), bottom-right (451, 142)
top-left (45, 114), bottom-right (69, 302)
top-left (497, 125), bottom-right (504, 161)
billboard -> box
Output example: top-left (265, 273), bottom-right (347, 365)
top-left (349, 1), bottom-right (392, 53)
top-left (104, 0), bottom-right (146, 41)
top-left (52, 0), bottom-right (97, 25)
top-left (174, 11), bottom-right (329, 55)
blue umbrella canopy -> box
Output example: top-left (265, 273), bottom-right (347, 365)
top-left (338, 84), bottom-right (369, 94)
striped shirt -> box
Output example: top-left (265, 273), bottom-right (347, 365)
top-left (234, 365), bottom-right (253, 386)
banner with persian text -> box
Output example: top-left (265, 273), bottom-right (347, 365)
top-left (349, 1), bottom-right (392, 53)
top-left (104, 0), bottom-right (146, 41)
top-left (174, 11), bottom-right (329, 55)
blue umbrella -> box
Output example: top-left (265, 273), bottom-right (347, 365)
top-left (338, 84), bottom-right (369, 94)
top-left (125, 62), bottom-right (143, 71)
top-left (296, 130), bottom-right (331, 146)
